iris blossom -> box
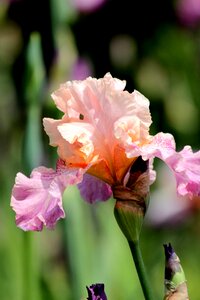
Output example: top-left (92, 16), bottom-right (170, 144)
top-left (11, 73), bottom-right (200, 231)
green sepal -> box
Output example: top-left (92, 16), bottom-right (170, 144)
top-left (165, 267), bottom-right (186, 291)
top-left (114, 199), bottom-right (146, 242)
top-left (113, 156), bottom-right (150, 242)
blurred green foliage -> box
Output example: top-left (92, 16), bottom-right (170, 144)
top-left (0, 0), bottom-right (200, 299)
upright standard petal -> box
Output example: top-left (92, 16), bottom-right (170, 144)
top-left (43, 73), bottom-right (152, 184)
top-left (11, 165), bottom-right (85, 231)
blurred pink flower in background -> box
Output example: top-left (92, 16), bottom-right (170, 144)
top-left (176, 0), bottom-right (200, 27)
top-left (71, 0), bottom-right (107, 13)
top-left (11, 73), bottom-right (200, 231)
top-left (70, 57), bottom-right (93, 80)
top-left (145, 164), bottom-right (193, 227)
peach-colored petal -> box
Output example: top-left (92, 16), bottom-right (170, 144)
top-left (87, 159), bottom-right (115, 185)
top-left (58, 122), bottom-right (94, 158)
top-left (44, 118), bottom-right (95, 165)
top-left (43, 73), bottom-right (152, 183)
top-left (113, 144), bottom-right (136, 182)
top-left (43, 118), bottom-right (65, 147)
top-left (43, 117), bottom-right (73, 161)
top-left (114, 90), bottom-right (152, 146)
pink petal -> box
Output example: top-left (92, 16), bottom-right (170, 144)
top-left (149, 158), bottom-right (156, 185)
top-left (133, 132), bottom-right (200, 199)
top-left (140, 132), bottom-right (176, 161)
top-left (11, 165), bottom-right (85, 231)
top-left (167, 146), bottom-right (200, 198)
top-left (77, 174), bottom-right (112, 203)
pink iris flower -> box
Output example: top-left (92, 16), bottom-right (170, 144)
top-left (11, 73), bottom-right (200, 231)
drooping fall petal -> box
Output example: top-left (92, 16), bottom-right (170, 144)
top-left (147, 133), bottom-right (200, 199)
top-left (125, 132), bottom-right (200, 199)
top-left (11, 165), bottom-right (85, 231)
top-left (167, 145), bottom-right (200, 198)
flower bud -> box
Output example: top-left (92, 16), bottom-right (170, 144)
top-left (113, 157), bottom-right (150, 242)
top-left (164, 243), bottom-right (189, 300)
top-left (86, 283), bottom-right (107, 300)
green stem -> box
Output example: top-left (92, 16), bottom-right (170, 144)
top-left (23, 232), bottom-right (40, 300)
top-left (128, 240), bottom-right (155, 300)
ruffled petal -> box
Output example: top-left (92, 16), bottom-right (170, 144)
top-left (11, 164), bottom-right (85, 231)
top-left (167, 146), bottom-right (200, 198)
top-left (129, 132), bottom-right (200, 199)
top-left (58, 122), bottom-right (94, 158)
top-left (77, 174), bottom-right (112, 203)
top-left (114, 90), bottom-right (152, 147)
top-left (43, 73), bottom-right (152, 183)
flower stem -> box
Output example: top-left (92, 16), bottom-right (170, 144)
top-left (128, 240), bottom-right (155, 300)
top-left (23, 232), bottom-right (40, 300)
